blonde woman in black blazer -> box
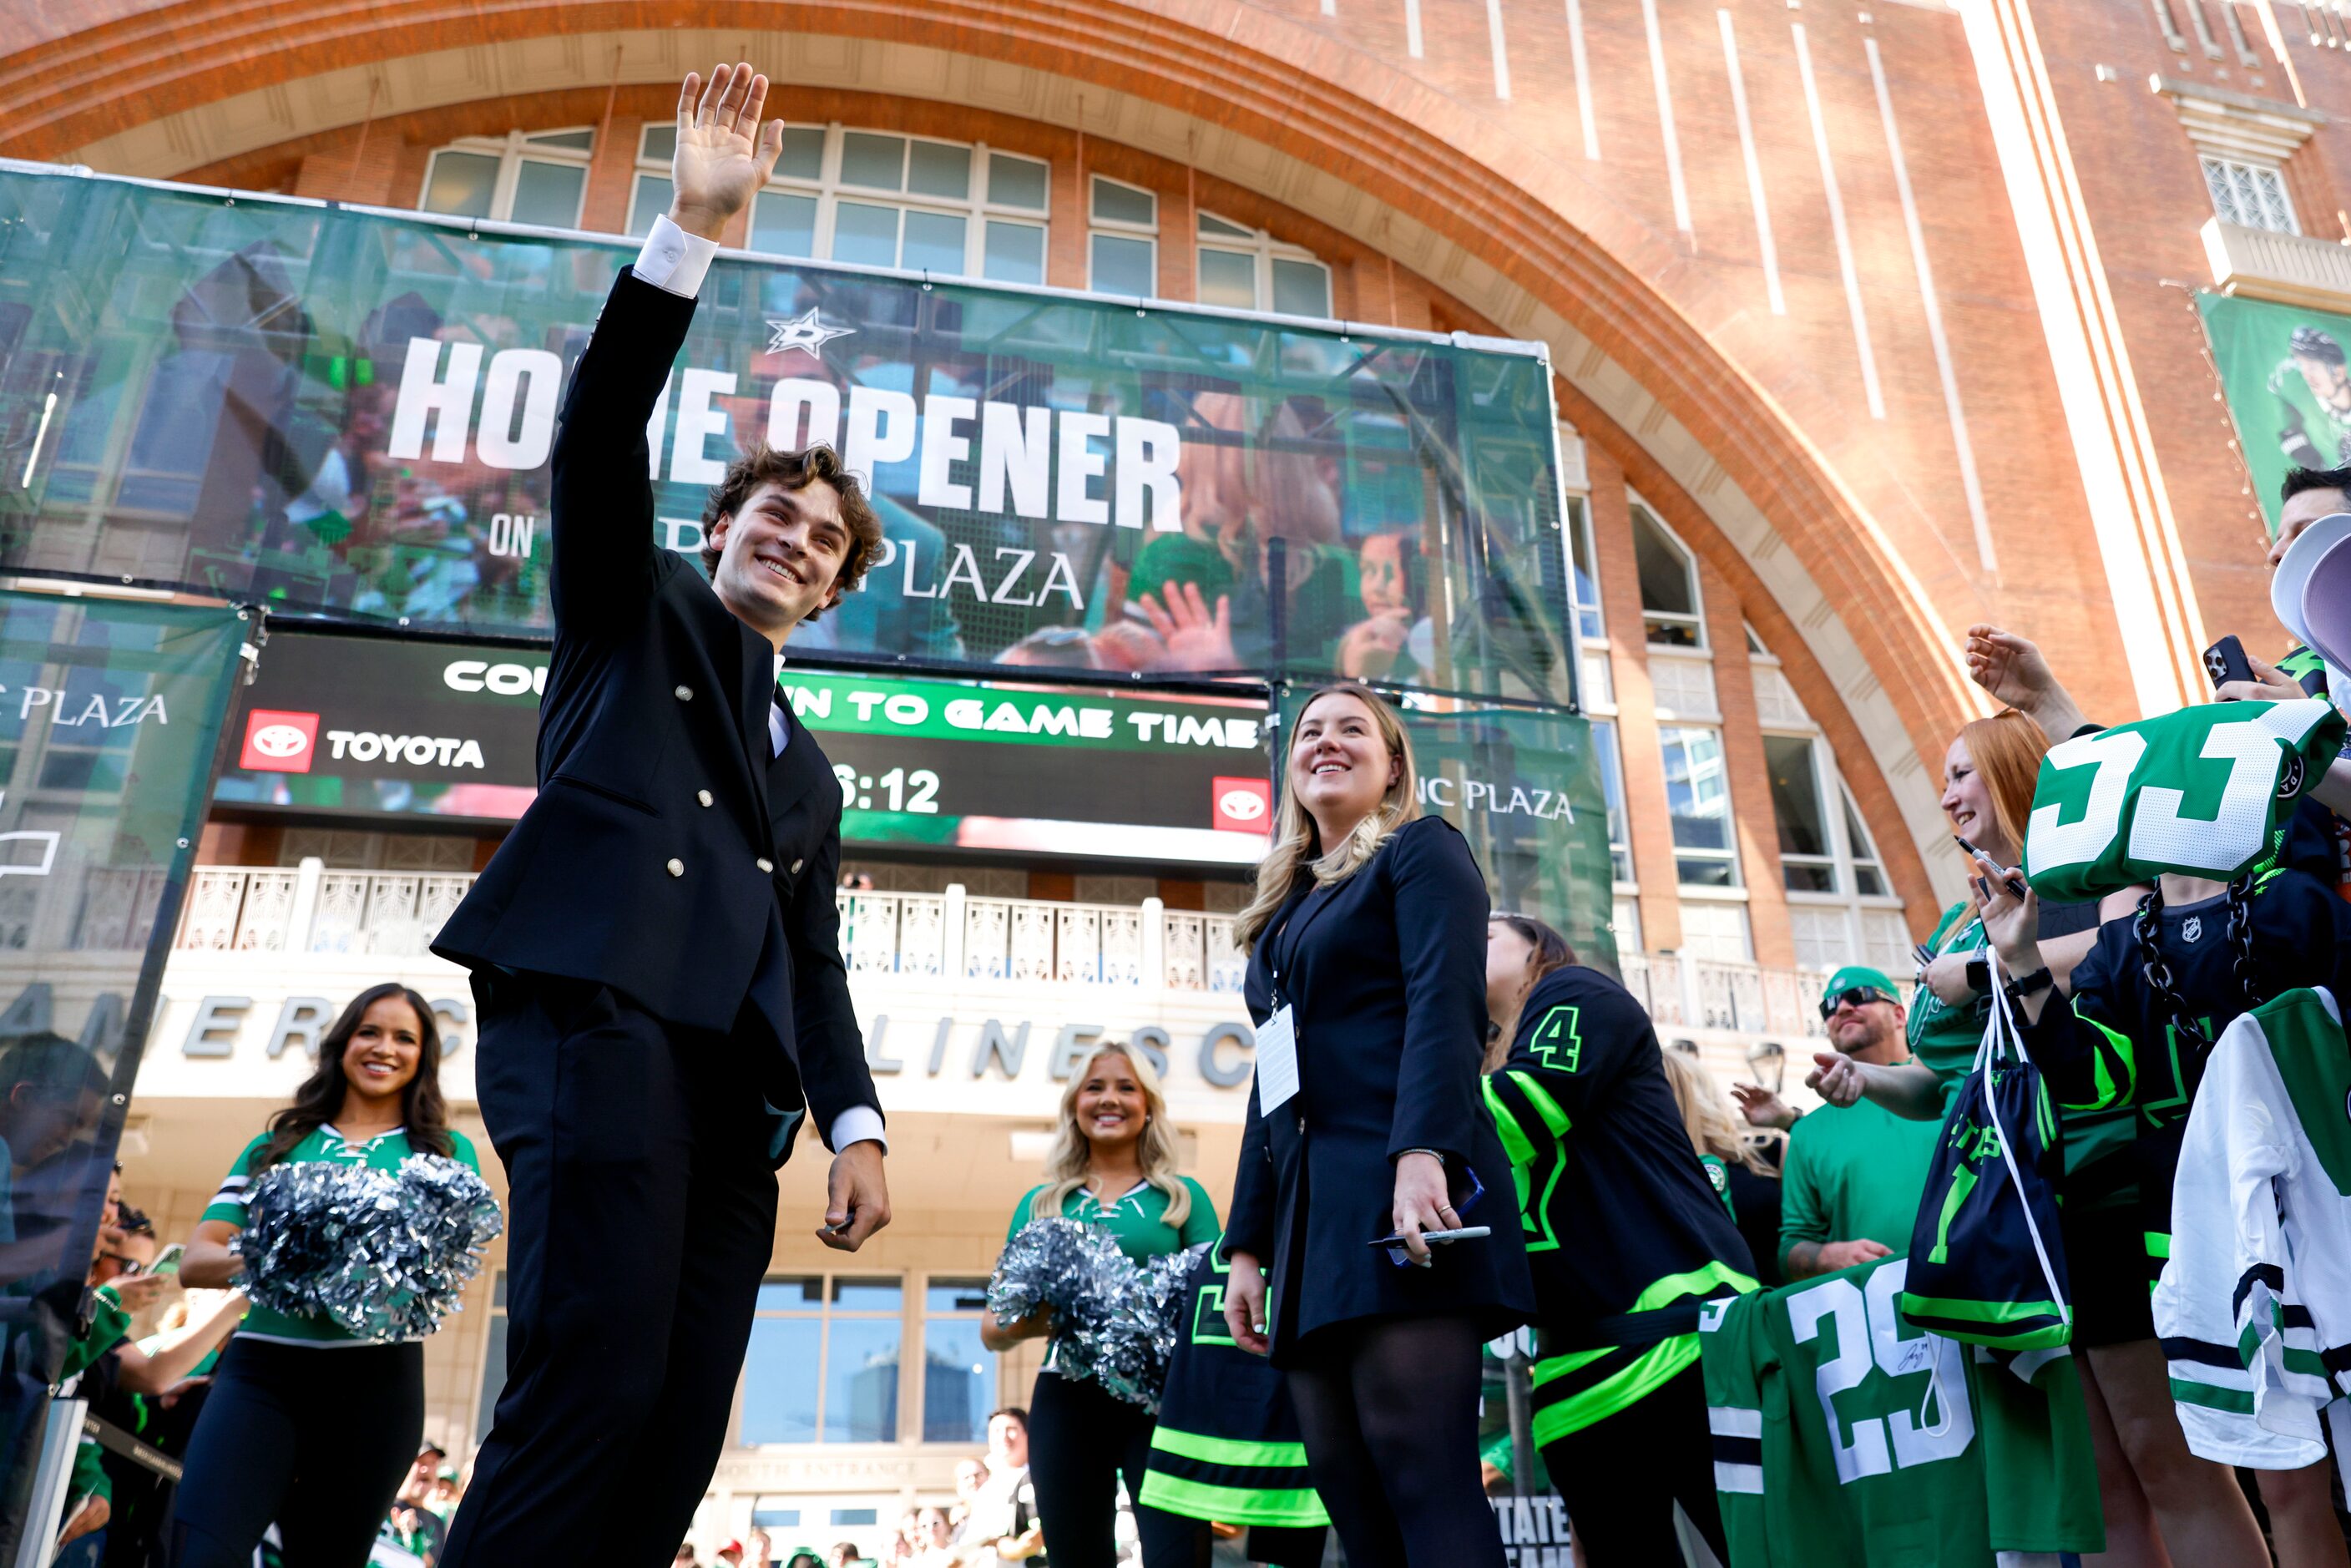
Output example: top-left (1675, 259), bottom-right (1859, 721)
top-left (1221, 683), bottom-right (1532, 1568)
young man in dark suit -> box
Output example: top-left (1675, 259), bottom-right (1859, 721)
top-left (432, 64), bottom-right (891, 1565)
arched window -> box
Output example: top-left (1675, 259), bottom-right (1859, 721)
top-left (1631, 504), bottom-right (1703, 648)
top-left (420, 129), bottom-right (595, 227)
top-left (1195, 212), bottom-right (1332, 318)
top-left (631, 124), bottom-right (1050, 284)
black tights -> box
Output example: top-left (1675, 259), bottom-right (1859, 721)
top-left (1027, 1369), bottom-right (1206, 1568)
top-left (1540, 1361), bottom-right (1726, 1567)
top-left (1283, 1313), bottom-right (1502, 1568)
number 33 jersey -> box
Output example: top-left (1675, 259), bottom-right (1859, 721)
top-left (1700, 1254), bottom-right (2103, 1566)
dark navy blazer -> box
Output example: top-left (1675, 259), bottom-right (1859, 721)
top-left (432, 269), bottom-right (879, 1161)
top-left (1226, 815), bottom-right (1533, 1363)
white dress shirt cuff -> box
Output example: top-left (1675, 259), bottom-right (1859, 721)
top-left (830, 1105), bottom-right (887, 1153)
top-left (631, 215), bottom-right (720, 299)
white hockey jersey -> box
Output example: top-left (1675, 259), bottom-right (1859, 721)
top-left (2152, 987), bottom-right (2351, 1469)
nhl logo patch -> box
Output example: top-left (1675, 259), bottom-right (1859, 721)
top-left (2183, 916), bottom-right (2203, 943)
top-left (2279, 752), bottom-right (2308, 799)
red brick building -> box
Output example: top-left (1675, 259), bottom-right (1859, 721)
top-left (3, 0), bottom-right (2338, 1539)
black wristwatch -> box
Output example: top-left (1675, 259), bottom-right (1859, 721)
top-left (1964, 957), bottom-right (1990, 994)
top-left (2002, 968), bottom-right (2053, 1005)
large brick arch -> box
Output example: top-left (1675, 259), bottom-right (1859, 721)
top-left (0, 0), bottom-right (1980, 908)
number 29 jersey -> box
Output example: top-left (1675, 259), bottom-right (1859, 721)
top-left (1700, 1254), bottom-right (2103, 1567)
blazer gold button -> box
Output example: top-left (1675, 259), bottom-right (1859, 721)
top-left (697, 790), bottom-right (713, 807)
top-left (756, 857), bottom-right (774, 874)
top-left (789, 858), bottom-right (805, 876)
top-left (665, 858), bottom-right (685, 878)
top-left (674, 685), bottom-right (693, 701)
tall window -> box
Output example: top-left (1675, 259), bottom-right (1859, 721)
top-left (740, 1277), bottom-right (904, 1444)
top-left (1631, 504), bottom-right (1703, 648)
top-left (1566, 496), bottom-right (1605, 643)
top-left (1090, 176), bottom-right (1159, 297)
top-left (1660, 725), bottom-right (1739, 888)
top-left (420, 129), bottom-right (594, 227)
top-left (1195, 212), bottom-right (1332, 317)
top-left (634, 125), bottom-right (1050, 282)
top-left (2202, 154), bottom-right (2297, 234)
top-left (1765, 733), bottom-right (1837, 893)
top-left (921, 1278), bottom-right (996, 1444)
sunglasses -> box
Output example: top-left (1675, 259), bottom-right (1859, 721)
top-left (1818, 985), bottom-right (1895, 1020)
top-left (97, 1254), bottom-right (145, 1276)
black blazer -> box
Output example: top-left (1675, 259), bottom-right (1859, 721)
top-left (1227, 815), bottom-right (1532, 1363)
top-left (432, 269), bottom-right (880, 1159)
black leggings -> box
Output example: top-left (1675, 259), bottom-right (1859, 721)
top-left (1283, 1313), bottom-right (1501, 1568)
top-left (1027, 1369), bottom-right (1206, 1568)
top-left (169, 1337), bottom-right (424, 1568)
top-left (1540, 1360), bottom-right (1725, 1567)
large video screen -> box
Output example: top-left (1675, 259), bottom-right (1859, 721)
top-left (0, 166), bottom-right (1574, 703)
top-left (216, 632), bottom-right (1273, 865)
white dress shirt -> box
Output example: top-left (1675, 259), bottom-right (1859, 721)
top-left (633, 218), bottom-right (883, 1158)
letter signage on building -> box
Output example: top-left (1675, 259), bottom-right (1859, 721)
top-left (0, 164), bottom-right (1572, 705)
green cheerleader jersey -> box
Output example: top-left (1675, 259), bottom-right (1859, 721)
top-left (204, 1123), bottom-right (481, 1345)
top-left (1700, 1253), bottom-right (2102, 1566)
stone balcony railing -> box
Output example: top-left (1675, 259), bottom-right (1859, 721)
top-left (173, 861), bottom-right (1249, 994)
top-left (2202, 216), bottom-right (2351, 309)
top-left (171, 860), bottom-right (1833, 1039)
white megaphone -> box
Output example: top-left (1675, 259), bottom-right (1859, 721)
top-left (2273, 511), bottom-right (2351, 693)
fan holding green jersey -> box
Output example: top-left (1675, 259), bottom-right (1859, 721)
top-left (169, 983), bottom-right (485, 1568)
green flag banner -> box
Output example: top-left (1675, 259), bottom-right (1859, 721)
top-left (0, 591), bottom-right (244, 1548)
top-left (2197, 291), bottom-right (2351, 533)
top-left (0, 164), bottom-right (1573, 701)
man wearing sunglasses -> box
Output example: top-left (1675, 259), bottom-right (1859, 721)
top-left (1776, 968), bottom-right (1940, 1282)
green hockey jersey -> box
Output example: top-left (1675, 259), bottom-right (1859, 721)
top-left (2021, 698), bottom-right (2343, 903)
top-left (1701, 1253), bottom-right (2103, 1566)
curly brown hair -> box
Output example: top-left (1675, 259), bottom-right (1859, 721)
top-left (698, 443), bottom-right (883, 620)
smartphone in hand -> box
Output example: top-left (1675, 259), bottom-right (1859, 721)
top-left (2206, 635), bottom-right (2255, 694)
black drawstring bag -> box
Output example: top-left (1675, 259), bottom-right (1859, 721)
top-left (1899, 963), bottom-right (2073, 1351)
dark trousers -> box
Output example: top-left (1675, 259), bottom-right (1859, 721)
top-left (439, 974), bottom-right (780, 1568)
top-left (169, 1338), bottom-right (422, 1568)
top-left (1540, 1361), bottom-right (1726, 1567)
top-left (1027, 1370), bottom-right (1206, 1568)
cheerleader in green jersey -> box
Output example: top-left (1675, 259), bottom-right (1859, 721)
top-left (984, 1041), bottom-right (1220, 1568)
top-left (169, 983), bottom-right (481, 1568)
top-left (1479, 914), bottom-right (1757, 1567)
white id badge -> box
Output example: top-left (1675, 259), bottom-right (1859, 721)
top-left (1255, 1005), bottom-right (1300, 1115)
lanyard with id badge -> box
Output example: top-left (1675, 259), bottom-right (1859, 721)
top-left (1256, 898), bottom-right (1307, 1118)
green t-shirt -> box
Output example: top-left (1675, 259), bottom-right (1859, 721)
top-left (1007, 1176), bottom-right (1221, 1263)
top-left (1907, 903), bottom-right (1989, 1092)
top-left (1909, 903), bottom-right (2136, 1207)
top-left (1777, 1096), bottom-right (1939, 1269)
top-left (204, 1124), bottom-right (481, 1346)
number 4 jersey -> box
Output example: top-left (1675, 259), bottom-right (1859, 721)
top-left (1701, 1254), bottom-right (2103, 1566)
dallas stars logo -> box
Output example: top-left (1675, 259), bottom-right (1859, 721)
top-left (765, 308), bottom-right (855, 357)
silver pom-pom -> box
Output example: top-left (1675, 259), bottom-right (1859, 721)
top-left (988, 1217), bottom-right (1205, 1411)
top-left (232, 1154), bottom-right (503, 1341)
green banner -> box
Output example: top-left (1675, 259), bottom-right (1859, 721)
top-left (1277, 687), bottom-right (1617, 974)
top-left (0, 164), bottom-right (1573, 701)
top-left (2198, 291), bottom-right (2351, 532)
top-left (0, 592), bottom-right (244, 1547)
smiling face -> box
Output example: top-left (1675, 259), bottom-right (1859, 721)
top-left (1289, 690), bottom-right (1399, 845)
top-left (1939, 734), bottom-right (2014, 865)
top-left (1073, 1050), bottom-right (1147, 1156)
top-left (341, 994), bottom-right (424, 1106)
top-left (1825, 994), bottom-right (1900, 1056)
top-left (709, 478), bottom-right (852, 640)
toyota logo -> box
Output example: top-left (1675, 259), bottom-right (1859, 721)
top-left (249, 723), bottom-right (311, 759)
top-left (1218, 788), bottom-right (1267, 822)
